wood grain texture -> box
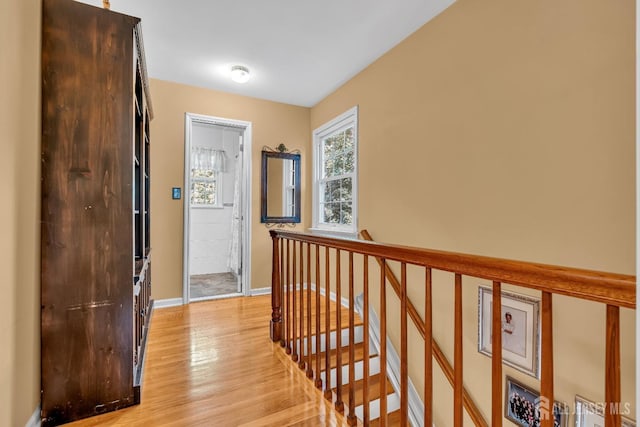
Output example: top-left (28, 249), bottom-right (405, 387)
top-left (379, 259), bottom-right (388, 427)
top-left (274, 230), bottom-right (635, 308)
top-left (605, 305), bottom-right (621, 427)
top-left (306, 243), bottom-right (314, 378)
top-left (269, 230), bottom-right (282, 341)
top-left (541, 292), bottom-right (554, 427)
top-left (315, 244), bottom-right (323, 389)
top-left (41, 0), bottom-right (140, 424)
top-left (347, 253), bottom-right (357, 426)
top-left (325, 246), bottom-right (332, 399)
top-left (491, 282), bottom-right (503, 427)
top-left (400, 263), bottom-right (408, 426)
top-left (424, 268), bottom-right (433, 427)
top-left (66, 296), bottom-right (351, 427)
top-left (363, 255), bottom-right (371, 425)
top-left (292, 240), bottom-right (298, 362)
top-left (454, 273), bottom-right (463, 427)
top-left (335, 249), bottom-right (344, 412)
top-left (285, 239), bottom-right (291, 353)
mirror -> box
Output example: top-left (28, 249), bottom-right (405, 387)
top-left (261, 150), bottom-right (301, 223)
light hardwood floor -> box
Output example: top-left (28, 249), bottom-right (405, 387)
top-left (68, 295), bottom-right (350, 426)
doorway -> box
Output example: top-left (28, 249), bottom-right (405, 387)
top-left (183, 113), bottom-right (252, 302)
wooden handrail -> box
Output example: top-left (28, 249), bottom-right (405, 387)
top-left (361, 230), bottom-right (488, 427)
top-left (271, 230), bottom-right (635, 309)
top-left (268, 229), bottom-right (635, 427)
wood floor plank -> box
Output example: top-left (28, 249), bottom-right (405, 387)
top-left (67, 295), bottom-right (349, 427)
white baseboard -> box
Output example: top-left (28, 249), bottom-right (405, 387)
top-left (153, 297), bottom-right (183, 308)
top-left (250, 287), bottom-right (271, 296)
top-left (25, 406), bottom-right (40, 427)
top-left (308, 282), bottom-right (351, 309)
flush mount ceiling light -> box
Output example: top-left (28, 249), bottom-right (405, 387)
top-left (230, 65), bottom-right (250, 83)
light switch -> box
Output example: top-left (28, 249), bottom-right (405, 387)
top-left (172, 187), bottom-right (181, 200)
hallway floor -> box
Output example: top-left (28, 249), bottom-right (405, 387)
top-left (190, 272), bottom-right (239, 299)
top-left (66, 295), bottom-right (349, 426)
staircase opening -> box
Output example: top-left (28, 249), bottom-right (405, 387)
top-left (267, 229), bottom-right (635, 427)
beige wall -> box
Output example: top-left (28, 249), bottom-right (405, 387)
top-left (1, 0), bottom-right (42, 425)
top-left (311, 0), bottom-right (635, 424)
top-left (266, 157), bottom-right (284, 217)
top-left (149, 79), bottom-right (310, 299)
top-left (0, 0), bottom-right (635, 425)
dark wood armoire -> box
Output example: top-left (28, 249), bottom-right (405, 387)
top-left (40, 0), bottom-right (153, 425)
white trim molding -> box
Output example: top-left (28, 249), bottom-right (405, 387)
top-left (25, 406), bottom-right (40, 427)
top-left (183, 113), bottom-right (253, 304)
top-left (312, 106), bottom-right (359, 235)
top-left (250, 287), bottom-right (271, 296)
top-left (154, 298), bottom-right (183, 309)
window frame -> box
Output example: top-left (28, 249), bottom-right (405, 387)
top-left (190, 169), bottom-right (223, 209)
top-left (311, 106), bottom-right (358, 235)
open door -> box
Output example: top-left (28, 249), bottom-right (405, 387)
top-left (183, 113), bottom-right (252, 302)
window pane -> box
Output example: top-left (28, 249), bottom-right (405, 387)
top-left (191, 180), bottom-right (216, 205)
top-left (333, 155), bottom-right (344, 176)
top-left (323, 181), bottom-right (334, 203)
top-left (322, 136), bottom-right (336, 159)
top-left (321, 202), bottom-right (340, 224)
top-left (344, 149), bottom-right (354, 174)
top-left (340, 177), bottom-right (352, 202)
top-left (192, 168), bottom-right (215, 178)
top-left (323, 156), bottom-right (335, 178)
top-left (344, 127), bottom-right (354, 152)
top-left (340, 202), bottom-right (353, 225)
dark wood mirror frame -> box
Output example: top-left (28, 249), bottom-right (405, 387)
top-left (261, 150), bottom-right (301, 224)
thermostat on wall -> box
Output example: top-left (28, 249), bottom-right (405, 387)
top-left (172, 187), bottom-right (181, 200)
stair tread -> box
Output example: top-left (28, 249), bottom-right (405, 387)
top-left (283, 290), bottom-right (363, 335)
top-left (334, 374), bottom-right (393, 407)
top-left (313, 342), bottom-right (372, 371)
top-left (368, 410), bottom-right (402, 427)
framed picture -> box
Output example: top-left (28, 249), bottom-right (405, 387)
top-left (575, 395), bottom-right (635, 427)
top-left (478, 286), bottom-right (540, 378)
top-left (505, 376), bottom-right (568, 427)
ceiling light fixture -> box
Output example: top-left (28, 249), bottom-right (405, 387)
top-left (230, 65), bottom-right (250, 83)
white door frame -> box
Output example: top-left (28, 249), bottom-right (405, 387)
top-left (183, 112), bottom-right (252, 303)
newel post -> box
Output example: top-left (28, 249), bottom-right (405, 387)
top-left (269, 230), bottom-right (282, 342)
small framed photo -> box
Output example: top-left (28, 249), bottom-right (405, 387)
top-left (478, 286), bottom-right (540, 378)
top-left (575, 395), bottom-right (635, 427)
top-left (505, 376), bottom-right (568, 427)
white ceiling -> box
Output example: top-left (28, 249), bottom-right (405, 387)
top-left (77, 0), bottom-right (454, 107)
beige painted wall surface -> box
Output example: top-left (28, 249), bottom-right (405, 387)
top-left (149, 79), bottom-right (310, 299)
top-left (1, 0), bottom-right (41, 425)
top-left (311, 0), bottom-right (635, 424)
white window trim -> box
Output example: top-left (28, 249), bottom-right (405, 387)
top-left (312, 105), bottom-right (358, 235)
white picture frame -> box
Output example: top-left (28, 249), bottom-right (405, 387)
top-left (575, 395), bottom-right (635, 427)
top-left (478, 286), bottom-right (540, 378)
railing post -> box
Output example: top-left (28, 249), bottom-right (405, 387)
top-left (605, 304), bottom-right (621, 427)
top-left (540, 292), bottom-right (554, 427)
top-left (269, 230), bottom-right (282, 342)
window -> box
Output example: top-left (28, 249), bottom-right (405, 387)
top-left (191, 168), bottom-right (219, 206)
top-left (190, 147), bottom-right (224, 207)
top-left (312, 106), bottom-right (358, 233)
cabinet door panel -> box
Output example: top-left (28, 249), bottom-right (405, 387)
top-left (41, 0), bottom-right (138, 424)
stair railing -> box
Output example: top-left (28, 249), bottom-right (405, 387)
top-left (268, 229), bottom-right (635, 427)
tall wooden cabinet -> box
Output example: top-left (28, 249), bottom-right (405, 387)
top-left (41, 0), bottom-right (153, 425)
